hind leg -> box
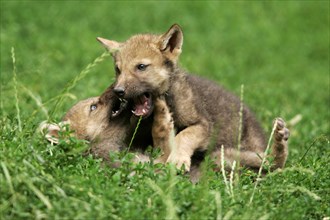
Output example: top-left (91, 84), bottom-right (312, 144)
top-left (210, 148), bottom-right (265, 171)
top-left (210, 118), bottom-right (289, 171)
top-left (271, 118), bottom-right (290, 170)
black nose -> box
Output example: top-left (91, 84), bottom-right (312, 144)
top-left (114, 87), bottom-right (125, 97)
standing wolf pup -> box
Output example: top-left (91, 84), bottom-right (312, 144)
top-left (97, 24), bottom-right (290, 172)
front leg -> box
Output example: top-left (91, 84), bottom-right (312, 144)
top-left (152, 97), bottom-right (175, 163)
top-left (167, 121), bottom-right (209, 172)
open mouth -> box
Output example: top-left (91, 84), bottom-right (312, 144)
top-left (111, 98), bottom-right (128, 118)
top-left (130, 92), bottom-right (153, 118)
top-left (111, 92), bottom-right (154, 118)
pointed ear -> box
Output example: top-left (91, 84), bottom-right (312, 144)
top-left (96, 37), bottom-right (122, 53)
top-left (159, 24), bottom-right (183, 58)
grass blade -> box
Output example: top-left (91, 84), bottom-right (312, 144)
top-left (24, 180), bottom-right (53, 210)
top-left (1, 162), bottom-right (15, 195)
top-left (49, 51), bottom-right (110, 119)
top-left (229, 160), bottom-right (236, 199)
top-left (127, 116), bottom-right (143, 152)
top-left (147, 178), bottom-right (178, 220)
top-left (213, 191), bottom-right (222, 220)
top-left (220, 145), bottom-right (230, 196)
top-left (19, 83), bottom-right (49, 118)
top-left (235, 84), bottom-right (244, 183)
top-left (249, 119), bottom-right (277, 205)
top-left (11, 47), bottom-right (22, 132)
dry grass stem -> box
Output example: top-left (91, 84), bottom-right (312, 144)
top-left (11, 47), bottom-right (22, 132)
top-left (249, 119), bottom-right (278, 204)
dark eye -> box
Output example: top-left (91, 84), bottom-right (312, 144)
top-left (90, 104), bottom-right (97, 111)
top-left (115, 65), bottom-right (121, 75)
top-left (136, 64), bottom-right (148, 71)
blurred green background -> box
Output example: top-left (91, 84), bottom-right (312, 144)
top-left (1, 1), bottom-right (329, 219)
top-left (2, 1), bottom-right (328, 119)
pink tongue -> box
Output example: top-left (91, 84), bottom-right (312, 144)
top-left (133, 95), bottom-right (149, 116)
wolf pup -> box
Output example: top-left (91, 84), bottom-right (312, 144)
top-left (97, 24), bottom-right (290, 172)
top-left (39, 85), bottom-right (174, 165)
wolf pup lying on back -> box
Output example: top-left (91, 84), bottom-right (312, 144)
top-left (40, 85), bottom-right (174, 165)
top-left (97, 24), bottom-right (290, 171)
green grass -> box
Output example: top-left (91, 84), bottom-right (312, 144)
top-left (1, 1), bottom-right (329, 219)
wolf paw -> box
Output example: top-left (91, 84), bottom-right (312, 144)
top-left (166, 153), bottom-right (191, 172)
top-left (273, 118), bottom-right (290, 146)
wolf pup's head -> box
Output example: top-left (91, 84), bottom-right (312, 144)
top-left (39, 91), bottom-right (125, 144)
top-left (97, 24), bottom-right (183, 118)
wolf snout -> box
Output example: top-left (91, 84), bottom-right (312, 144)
top-left (114, 87), bottom-right (125, 97)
